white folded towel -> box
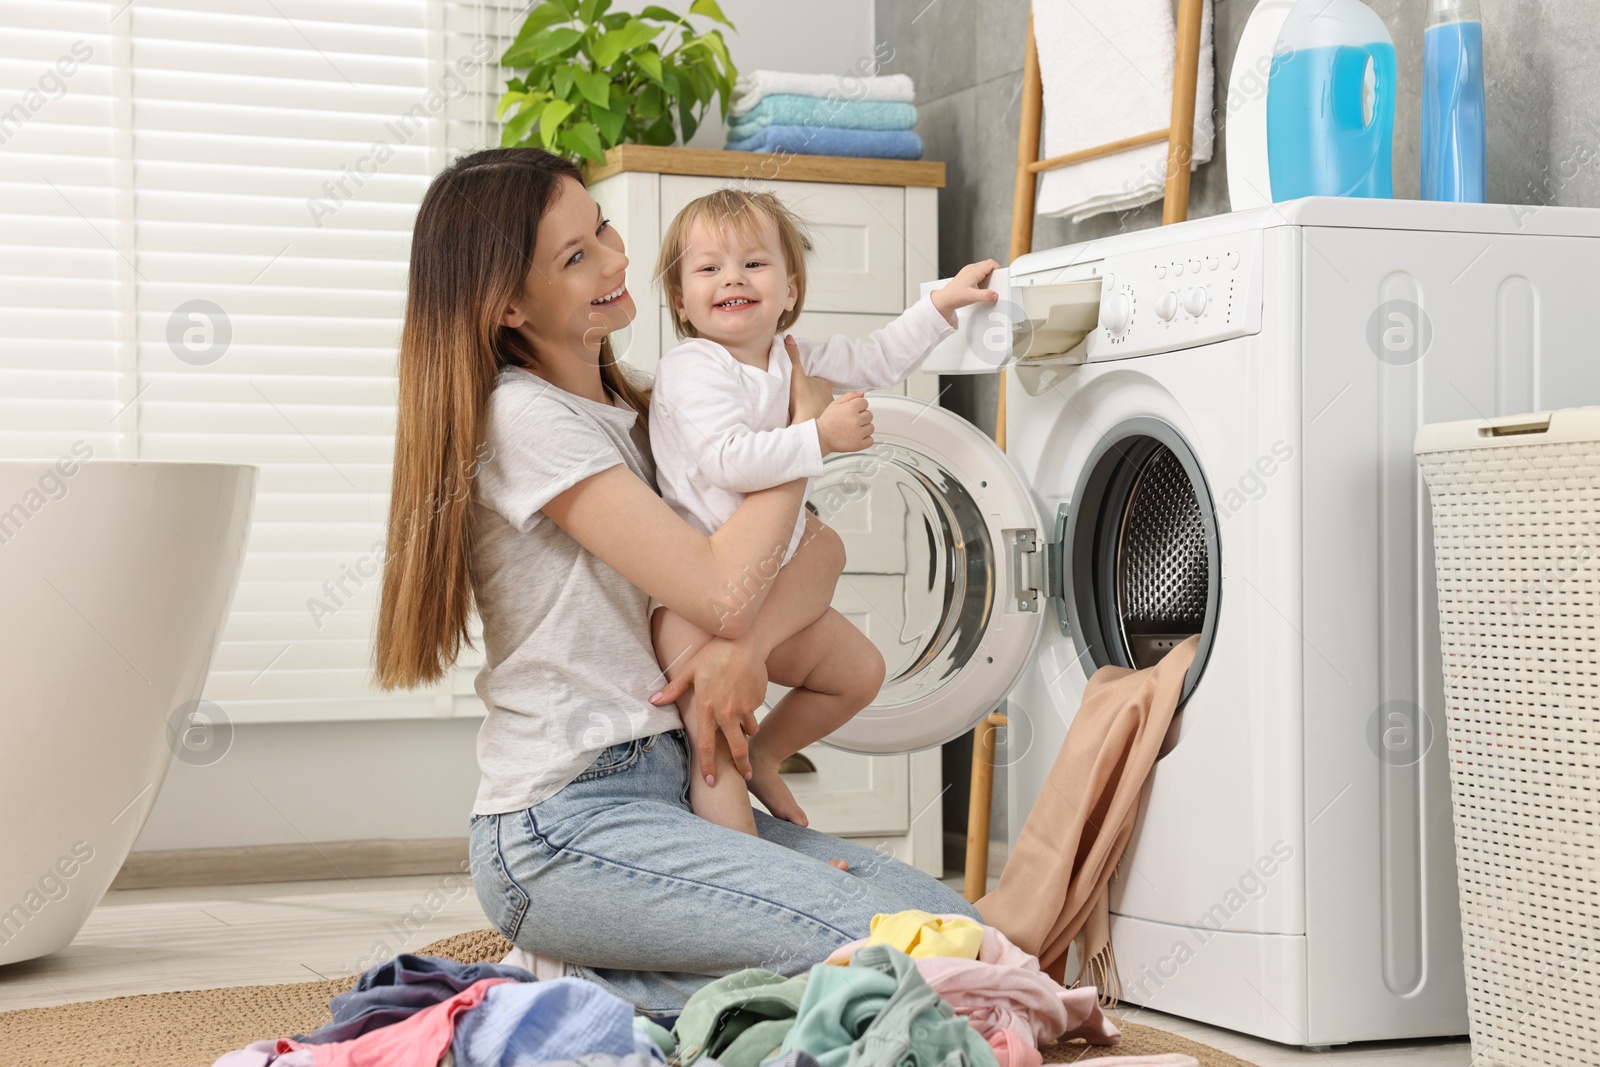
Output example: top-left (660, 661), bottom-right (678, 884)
top-left (730, 70), bottom-right (915, 118)
top-left (1032, 0), bottom-right (1215, 223)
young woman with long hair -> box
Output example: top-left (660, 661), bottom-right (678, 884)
top-left (374, 147), bottom-right (979, 1016)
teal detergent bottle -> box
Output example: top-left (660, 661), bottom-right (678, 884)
top-left (1266, 0), bottom-right (1397, 200)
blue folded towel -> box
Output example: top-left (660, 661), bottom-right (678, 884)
top-left (726, 94), bottom-right (918, 140)
top-left (724, 125), bottom-right (924, 161)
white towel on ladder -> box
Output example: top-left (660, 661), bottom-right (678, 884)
top-left (1032, 0), bottom-right (1215, 223)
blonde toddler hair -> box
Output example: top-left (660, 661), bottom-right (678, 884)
top-left (655, 188), bottom-right (813, 340)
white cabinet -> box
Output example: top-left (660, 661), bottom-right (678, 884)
top-left (587, 148), bottom-right (947, 875)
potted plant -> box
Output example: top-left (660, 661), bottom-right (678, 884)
top-left (497, 0), bottom-right (739, 164)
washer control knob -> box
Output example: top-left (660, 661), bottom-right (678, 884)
top-left (1101, 292), bottom-right (1132, 335)
top-left (1183, 287), bottom-right (1208, 317)
top-left (1156, 291), bottom-right (1178, 321)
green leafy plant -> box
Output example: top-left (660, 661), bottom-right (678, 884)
top-left (497, 0), bottom-right (738, 164)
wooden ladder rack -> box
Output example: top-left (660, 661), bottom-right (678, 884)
top-left (965, 0), bottom-right (1206, 904)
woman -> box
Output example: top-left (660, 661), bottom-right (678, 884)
top-left (374, 147), bottom-right (980, 1018)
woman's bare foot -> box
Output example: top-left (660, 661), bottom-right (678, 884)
top-left (827, 859), bottom-right (849, 870)
top-left (747, 748), bottom-right (810, 826)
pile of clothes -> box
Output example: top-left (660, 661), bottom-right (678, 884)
top-left (723, 70), bottom-right (923, 160)
top-left (211, 910), bottom-right (1202, 1067)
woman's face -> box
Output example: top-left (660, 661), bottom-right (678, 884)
top-left (501, 175), bottom-right (635, 367)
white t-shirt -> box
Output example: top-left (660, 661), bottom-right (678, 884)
top-left (648, 295), bottom-right (954, 564)
top-left (468, 366), bottom-right (682, 815)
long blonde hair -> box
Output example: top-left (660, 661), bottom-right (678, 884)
top-left (374, 148), bottom-right (649, 690)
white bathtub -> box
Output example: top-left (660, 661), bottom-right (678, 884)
top-left (0, 458), bottom-right (255, 966)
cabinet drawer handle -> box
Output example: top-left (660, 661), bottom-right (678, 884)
top-left (777, 753), bottom-right (817, 775)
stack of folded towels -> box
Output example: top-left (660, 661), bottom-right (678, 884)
top-left (724, 70), bottom-right (923, 160)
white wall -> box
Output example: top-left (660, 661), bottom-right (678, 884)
top-left (131, 1), bottom-right (879, 854)
top-left (133, 720), bottom-right (483, 851)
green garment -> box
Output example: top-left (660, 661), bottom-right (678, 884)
top-left (673, 968), bottom-right (811, 1067)
top-left (634, 1016), bottom-right (676, 1059)
top-left (774, 945), bottom-right (999, 1067)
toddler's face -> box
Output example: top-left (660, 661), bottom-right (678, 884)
top-left (676, 214), bottom-right (797, 352)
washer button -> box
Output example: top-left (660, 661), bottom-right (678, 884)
top-left (1226, 250), bottom-right (1241, 270)
top-left (1154, 264), bottom-right (1166, 279)
top-left (1206, 255), bottom-right (1219, 271)
top-left (1171, 261), bottom-right (1184, 277)
top-left (1188, 258), bottom-right (1202, 274)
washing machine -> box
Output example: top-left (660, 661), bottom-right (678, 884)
top-left (812, 196), bottom-right (1600, 1047)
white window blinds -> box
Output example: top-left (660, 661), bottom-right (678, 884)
top-left (1, 0), bottom-right (519, 722)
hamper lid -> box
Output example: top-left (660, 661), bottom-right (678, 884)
top-left (1414, 405), bottom-right (1600, 455)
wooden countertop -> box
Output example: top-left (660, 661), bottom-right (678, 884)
top-left (582, 144), bottom-right (945, 188)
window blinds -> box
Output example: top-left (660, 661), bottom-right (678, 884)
top-left (1, 0), bottom-right (518, 722)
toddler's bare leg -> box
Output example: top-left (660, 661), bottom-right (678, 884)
top-left (650, 606), bottom-right (758, 836)
top-left (747, 608), bottom-right (886, 838)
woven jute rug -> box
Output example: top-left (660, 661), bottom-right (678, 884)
top-left (0, 929), bottom-right (1256, 1067)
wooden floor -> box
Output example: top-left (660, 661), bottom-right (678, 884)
top-left (0, 873), bottom-right (1472, 1067)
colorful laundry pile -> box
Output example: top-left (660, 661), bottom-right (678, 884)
top-left (823, 912), bottom-right (1121, 1067)
top-left (211, 911), bottom-right (1192, 1067)
top-left (212, 954), bottom-right (671, 1067)
top-left (723, 70), bottom-right (924, 160)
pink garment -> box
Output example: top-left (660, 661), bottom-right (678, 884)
top-left (986, 1027), bottom-right (1040, 1067)
top-left (826, 915), bottom-right (1120, 1056)
top-left (276, 977), bottom-right (512, 1067)
top-left (212, 1042), bottom-right (315, 1067)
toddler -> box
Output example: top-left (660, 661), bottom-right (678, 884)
top-left (647, 187), bottom-right (999, 839)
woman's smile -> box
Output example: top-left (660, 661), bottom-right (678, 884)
top-left (591, 283), bottom-right (629, 306)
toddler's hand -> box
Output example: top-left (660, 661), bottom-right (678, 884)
top-left (817, 392), bottom-right (873, 456)
top-left (931, 258), bottom-right (1002, 325)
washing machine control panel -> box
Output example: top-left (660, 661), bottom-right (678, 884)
top-left (1013, 230), bottom-right (1264, 363)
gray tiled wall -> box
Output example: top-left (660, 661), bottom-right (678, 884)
top-left (879, 0), bottom-right (1600, 437)
top-left (878, 0), bottom-right (1598, 848)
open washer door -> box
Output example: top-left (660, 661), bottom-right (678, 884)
top-left (811, 395), bottom-right (1046, 755)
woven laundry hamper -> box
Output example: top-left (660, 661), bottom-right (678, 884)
top-left (1415, 407), bottom-right (1600, 1066)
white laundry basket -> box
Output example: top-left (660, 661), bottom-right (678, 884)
top-left (1415, 407), bottom-right (1600, 1066)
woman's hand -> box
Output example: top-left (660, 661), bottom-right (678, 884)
top-left (651, 635), bottom-right (766, 783)
top-left (786, 334), bottom-right (834, 425)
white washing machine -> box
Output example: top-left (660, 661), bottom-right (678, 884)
top-left (813, 197), bottom-right (1600, 1047)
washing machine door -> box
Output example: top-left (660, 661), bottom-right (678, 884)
top-left (1060, 416), bottom-right (1220, 711)
top-left (811, 395), bottom-right (1046, 755)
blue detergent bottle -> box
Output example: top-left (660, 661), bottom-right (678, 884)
top-left (1266, 0), bottom-right (1397, 200)
top-left (1421, 0), bottom-right (1487, 201)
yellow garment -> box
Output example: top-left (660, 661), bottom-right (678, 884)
top-left (866, 910), bottom-right (984, 960)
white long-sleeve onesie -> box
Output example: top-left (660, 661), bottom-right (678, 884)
top-left (649, 295), bottom-right (956, 565)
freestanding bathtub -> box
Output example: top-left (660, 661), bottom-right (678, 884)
top-left (0, 458), bottom-right (255, 966)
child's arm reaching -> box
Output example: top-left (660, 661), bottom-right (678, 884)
top-left (799, 258), bottom-right (1002, 391)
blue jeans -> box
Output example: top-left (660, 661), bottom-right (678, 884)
top-left (468, 727), bottom-right (980, 1019)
